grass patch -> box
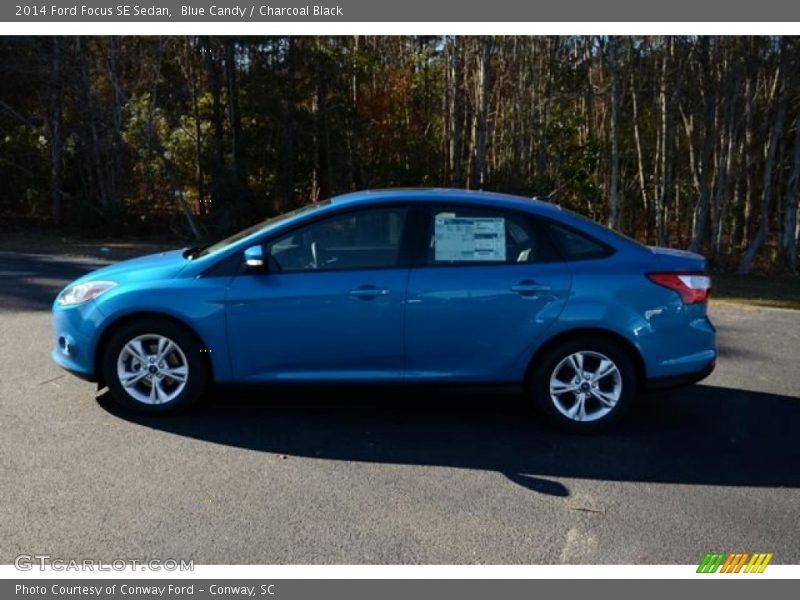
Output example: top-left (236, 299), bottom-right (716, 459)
top-left (712, 273), bottom-right (800, 311)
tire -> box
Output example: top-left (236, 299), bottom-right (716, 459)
top-left (102, 317), bottom-right (209, 414)
top-left (531, 337), bottom-right (637, 432)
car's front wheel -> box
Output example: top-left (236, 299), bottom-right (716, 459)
top-left (102, 318), bottom-right (209, 414)
top-left (531, 337), bottom-right (637, 432)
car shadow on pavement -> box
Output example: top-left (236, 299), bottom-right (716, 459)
top-left (97, 383), bottom-right (800, 497)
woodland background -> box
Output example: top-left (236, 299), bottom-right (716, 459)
top-left (1, 36), bottom-right (799, 274)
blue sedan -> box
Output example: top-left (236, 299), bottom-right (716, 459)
top-left (51, 189), bottom-right (716, 430)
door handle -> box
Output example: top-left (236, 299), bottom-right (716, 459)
top-left (349, 286), bottom-right (390, 299)
top-left (511, 280), bottom-right (550, 297)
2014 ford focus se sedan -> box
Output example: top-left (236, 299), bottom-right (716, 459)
top-left (51, 189), bottom-right (716, 431)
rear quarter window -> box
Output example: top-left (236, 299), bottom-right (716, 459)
top-left (544, 223), bottom-right (613, 261)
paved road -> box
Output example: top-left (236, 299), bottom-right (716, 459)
top-left (1, 251), bottom-right (799, 564)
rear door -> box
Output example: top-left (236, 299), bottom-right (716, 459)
top-left (404, 204), bottom-right (572, 382)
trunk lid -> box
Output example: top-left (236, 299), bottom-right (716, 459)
top-left (647, 246), bottom-right (707, 272)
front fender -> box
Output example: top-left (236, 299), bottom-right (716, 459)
top-left (92, 277), bottom-right (233, 382)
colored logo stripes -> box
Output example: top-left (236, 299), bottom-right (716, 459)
top-left (697, 552), bottom-right (773, 573)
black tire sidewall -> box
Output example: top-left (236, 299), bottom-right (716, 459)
top-left (532, 337), bottom-right (637, 432)
top-left (102, 318), bottom-right (208, 414)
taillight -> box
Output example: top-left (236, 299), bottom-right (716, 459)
top-left (646, 272), bottom-right (712, 304)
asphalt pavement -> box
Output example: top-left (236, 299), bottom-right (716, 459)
top-left (1, 251), bottom-right (798, 564)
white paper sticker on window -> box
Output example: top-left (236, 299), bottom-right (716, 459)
top-left (434, 217), bottom-right (506, 262)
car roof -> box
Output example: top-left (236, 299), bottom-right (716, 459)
top-left (329, 188), bottom-right (562, 215)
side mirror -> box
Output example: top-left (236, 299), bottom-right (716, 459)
top-left (244, 245), bottom-right (266, 270)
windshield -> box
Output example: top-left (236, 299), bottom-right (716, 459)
top-left (191, 200), bottom-right (331, 259)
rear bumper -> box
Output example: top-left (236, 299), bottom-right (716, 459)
top-left (646, 359), bottom-right (715, 391)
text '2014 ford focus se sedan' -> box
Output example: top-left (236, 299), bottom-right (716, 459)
top-left (52, 189), bottom-right (716, 431)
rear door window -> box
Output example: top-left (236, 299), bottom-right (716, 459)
top-left (425, 205), bottom-right (561, 265)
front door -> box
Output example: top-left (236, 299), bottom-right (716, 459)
top-left (225, 206), bottom-right (410, 382)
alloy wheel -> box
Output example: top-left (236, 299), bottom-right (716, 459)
top-left (116, 334), bottom-right (189, 405)
top-left (549, 350), bottom-right (622, 422)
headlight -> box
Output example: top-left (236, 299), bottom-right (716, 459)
top-left (57, 281), bottom-right (117, 307)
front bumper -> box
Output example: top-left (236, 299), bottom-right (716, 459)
top-left (50, 349), bottom-right (98, 382)
top-left (51, 300), bottom-right (106, 381)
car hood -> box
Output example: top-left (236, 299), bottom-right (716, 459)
top-left (70, 249), bottom-right (189, 286)
top-left (647, 246), bottom-right (707, 271)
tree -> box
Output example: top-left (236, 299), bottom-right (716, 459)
top-left (470, 36), bottom-right (492, 189)
top-left (48, 36), bottom-right (63, 225)
top-left (740, 45), bottom-right (791, 274)
top-left (606, 36), bottom-right (621, 230)
top-left (780, 111), bottom-right (800, 272)
top-left (1, 35), bottom-right (798, 274)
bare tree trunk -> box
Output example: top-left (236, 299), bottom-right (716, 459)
top-left (511, 37), bottom-right (524, 181)
top-left (314, 40), bottom-right (332, 200)
top-left (779, 111), bottom-right (800, 272)
top-left (584, 37), bottom-right (595, 148)
top-left (201, 36), bottom-right (225, 178)
top-left (536, 38), bottom-right (558, 184)
top-left (630, 56), bottom-right (649, 240)
top-left (49, 37), bottom-right (63, 225)
top-left (107, 37), bottom-right (123, 208)
top-left (740, 61), bottom-right (790, 274)
top-left (279, 37), bottom-right (299, 211)
top-left (656, 38), bottom-right (681, 247)
top-left (442, 36), bottom-right (452, 184)
top-left (606, 36), bottom-right (621, 230)
top-left (688, 39), bottom-right (717, 253)
top-left (76, 37), bottom-right (107, 209)
top-left (348, 35), bottom-right (361, 189)
top-left (741, 53), bottom-right (758, 248)
top-left (184, 37), bottom-right (206, 213)
top-left (712, 54), bottom-right (739, 261)
top-left (470, 36), bottom-right (492, 189)
top-left (450, 37), bottom-right (464, 187)
top-left (225, 38), bottom-right (244, 184)
top-left (730, 136), bottom-right (747, 248)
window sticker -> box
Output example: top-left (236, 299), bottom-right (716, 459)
top-left (434, 217), bottom-right (506, 262)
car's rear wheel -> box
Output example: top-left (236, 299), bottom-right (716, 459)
top-left (531, 337), bottom-right (636, 432)
top-left (102, 318), bottom-right (208, 414)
